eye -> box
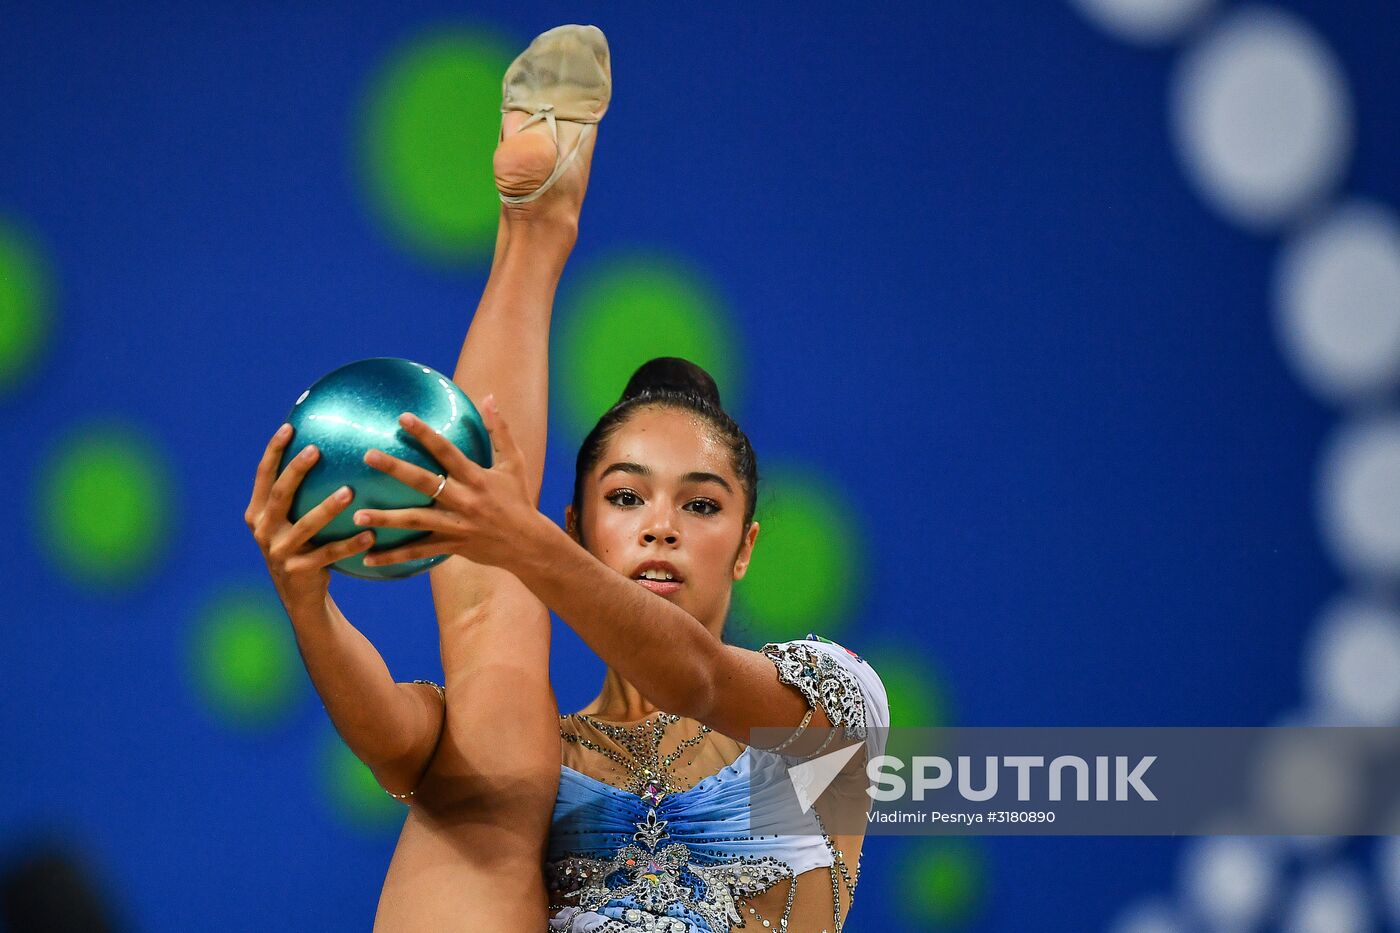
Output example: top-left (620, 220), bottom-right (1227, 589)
top-left (605, 489), bottom-right (642, 507)
top-left (687, 499), bottom-right (721, 515)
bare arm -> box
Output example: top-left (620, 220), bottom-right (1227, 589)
top-left (305, 594), bottom-right (446, 796)
top-left (245, 423), bottom-right (447, 800)
top-left (509, 514), bottom-right (834, 749)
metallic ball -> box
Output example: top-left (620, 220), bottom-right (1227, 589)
top-left (277, 357), bottom-right (491, 580)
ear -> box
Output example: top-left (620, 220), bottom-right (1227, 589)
top-left (564, 503), bottom-right (581, 544)
top-left (732, 521), bottom-right (760, 580)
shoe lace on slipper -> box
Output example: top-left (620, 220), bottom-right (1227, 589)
top-left (499, 104), bottom-right (593, 205)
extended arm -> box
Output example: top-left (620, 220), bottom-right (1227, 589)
top-left (245, 425), bottom-right (447, 803)
top-left (288, 591), bottom-right (446, 798)
top-left (510, 514), bottom-right (840, 751)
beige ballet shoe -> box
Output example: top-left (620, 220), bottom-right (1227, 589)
top-left (498, 24), bottom-right (612, 205)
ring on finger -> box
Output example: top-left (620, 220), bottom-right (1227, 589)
top-left (430, 474), bottom-right (447, 500)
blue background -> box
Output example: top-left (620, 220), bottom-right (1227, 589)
top-left (2, 1), bottom-right (1396, 929)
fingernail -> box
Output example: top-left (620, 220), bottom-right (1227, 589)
top-left (337, 487), bottom-right (352, 500)
top-left (354, 511), bottom-right (368, 524)
top-left (278, 423), bottom-right (291, 438)
top-left (302, 445), bottom-right (317, 458)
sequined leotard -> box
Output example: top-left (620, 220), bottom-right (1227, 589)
top-left (547, 635), bottom-right (890, 933)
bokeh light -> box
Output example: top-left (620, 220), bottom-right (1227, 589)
top-left (1170, 6), bottom-right (1351, 230)
top-left (1304, 595), bottom-right (1400, 725)
top-left (35, 422), bottom-right (174, 589)
top-left (899, 838), bottom-right (985, 926)
top-left (1107, 898), bottom-right (1186, 933)
top-left (1069, 0), bottom-right (1215, 45)
top-left (1317, 415), bottom-right (1400, 581)
top-left (0, 218), bottom-right (53, 396)
top-left (1275, 201), bottom-right (1400, 402)
top-left (1178, 836), bottom-right (1280, 929)
top-left (1380, 834), bottom-right (1400, 925)
top-left (1281, 866), bottom-right (1372, 933)
top-left (555, 254), bottom-right (741, 436)
top-left (321, 733), bottom-right (404, 832)
top-left (190, 585), bottom-right (301, 729)
top-left (863, 647), bottom-right (950, 766)
top-left (732, 465), bottom-right (862, 645)
top-left (359, 27), bottom-right (514, 264)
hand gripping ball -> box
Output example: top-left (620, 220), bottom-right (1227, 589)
top-left (276, 357), bottom-right (492, 580)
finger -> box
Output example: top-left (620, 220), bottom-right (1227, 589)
top-left (361, 537), bottom-right (451, 567)
top-left (263, 443), bottom-right (320, 528)
top-left (246, 423), bottom-right (293, 523)
top-left (285, 530), bottom-right (375, 574)
top-left (351, 506), bottom-right (454, 533)
top-left (285, 485), bottom-right (355, 550)
top-left (363, 447), bottom-right (452, 498)
top-left (396, 412), bottom-right (481, 478)
top-left (478, 394), bottom-right (518, 463)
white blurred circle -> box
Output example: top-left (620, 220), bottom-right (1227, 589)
top-left (1179, 836), bottom-right (1280, 927)
top-left (1304, 596), bottom-right (1400, 725)
top-left (1282, 866), bottom-right (1373, 933)
top-left (1069, 0), bottom-right (1215, 44)
top-left (1276, 202), bottom-right (1400, 402)
top-left (1255, 729), bottom-right (1363, 835)
top-left (1108, 898), bottom-right (1185, 933)
top-left (1380, 835), bottom-right (1400, 924)
top-left (1170, 5), bottom-right (1352, 230)
top-left (1318, 416), bottom-right (1400, 579)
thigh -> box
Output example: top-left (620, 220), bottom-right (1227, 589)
top-left (420, 577), bottom-right (559, 812)
top-left (376, 806), bottom-right (550, 932)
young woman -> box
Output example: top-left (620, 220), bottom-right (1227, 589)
top-left (250, 23), bottom-right (888, 931)
top-left (244, 25), bottom-right (610, 932)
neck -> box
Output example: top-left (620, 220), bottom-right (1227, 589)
top-left (578, 668), bottom-right (662, 722)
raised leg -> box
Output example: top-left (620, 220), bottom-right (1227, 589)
top-left (414, 110), bottom-right (596, 810)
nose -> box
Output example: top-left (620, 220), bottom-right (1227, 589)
top-left (639, 509), bottom-right (679, 545)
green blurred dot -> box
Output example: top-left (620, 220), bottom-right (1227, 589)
top-left (191, 587), bottom-right (299, 728)
top-left (322, 733), bottom-right (404, 832)
top-left (556, 255), bottom-right (741, 435)
top-left (864, 649), bottom-right (951, 765)
top-left (866, 650), bottom-right (951, 730)
top-left (36, 423), bottom-right (174, 588)
top-left (900, 839), bottom-right (986, 925)
top-left (733, 466), bottom-right (862, 644)
top-left (0, 219), bottom-right (53, 394)
top-left (360, 28), bottom-right (514, 263)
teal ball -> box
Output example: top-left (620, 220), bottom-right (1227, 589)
top-left (277, 357), bottom-right (492, 580)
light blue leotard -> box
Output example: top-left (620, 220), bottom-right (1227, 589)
top-left (546, 635), bottom-right (890, 933)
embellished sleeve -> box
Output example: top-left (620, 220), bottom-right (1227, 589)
top-left (758, 633), bottom-right (890, 758)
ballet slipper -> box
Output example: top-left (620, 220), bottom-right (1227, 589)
top-left (498, 24), bottom-right (612, 205)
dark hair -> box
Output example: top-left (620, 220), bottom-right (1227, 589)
top-left (569, 357), bottom-right (761, 644)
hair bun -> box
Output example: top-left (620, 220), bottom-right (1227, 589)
top-left (619, 357), bottom-right (723, 408)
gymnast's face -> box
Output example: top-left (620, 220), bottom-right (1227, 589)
top-left (565, 405), bottom-right (759, 634)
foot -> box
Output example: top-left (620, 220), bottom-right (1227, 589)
top-left (493, 110), bottom-right (597, 221)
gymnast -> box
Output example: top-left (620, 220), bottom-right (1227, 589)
top-left (245, 25), bottom-right (888, 932)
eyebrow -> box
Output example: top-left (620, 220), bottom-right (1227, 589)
top-left (599, 461), bottom-right (735, 494)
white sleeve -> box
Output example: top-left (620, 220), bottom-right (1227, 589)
top-left (758, 633), bottom-right (890, 760)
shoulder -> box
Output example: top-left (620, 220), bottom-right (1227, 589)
top-left (757, 633), bottom-right (890, 748)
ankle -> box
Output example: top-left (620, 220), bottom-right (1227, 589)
top-left (500, 207), bottom-right (579, 249)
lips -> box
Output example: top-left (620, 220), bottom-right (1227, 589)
top-left (631, 559), bottom-right (684, 597)
top-left (636, 578), bottom-right (682, 597)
